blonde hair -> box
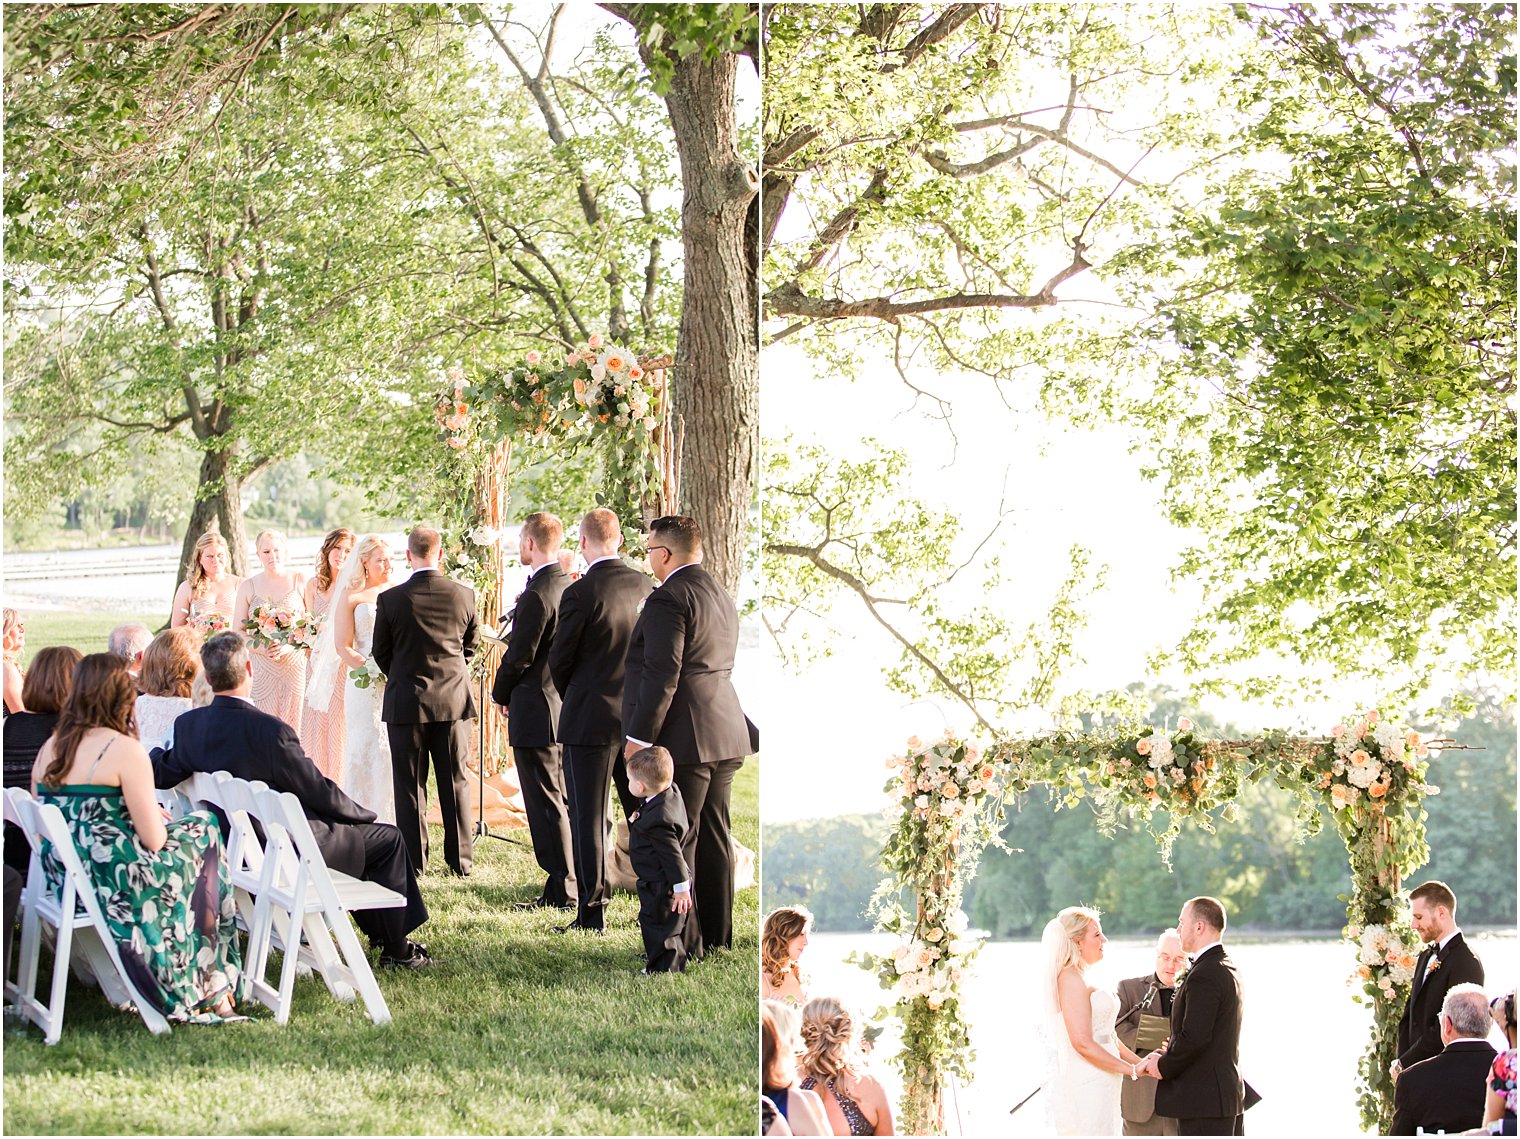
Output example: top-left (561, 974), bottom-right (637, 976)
top-left (762, 1001), bottom-right (802, 1092)
top-left (350, 534), bottom-right (388, 588)
top-left (799, 995), bottom-right (862, 1083)
top-left (186, 532), bottom-right (229, 599)
top-left (139, 627), bottom-right (201, 699)
top-left (1052, 906), bottom-right (1102, 975)
top-left (762, 905), bottom-right (813, 990)
top-left (253, 528), bottom-right (286, 555)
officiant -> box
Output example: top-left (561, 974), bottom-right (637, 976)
top-left (1116, 930), bottom-right (1188, 1136)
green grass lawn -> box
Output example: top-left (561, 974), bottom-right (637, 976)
top-left (14, 610), bottom-right (165, 666)
top-left (3, 765), bottom-right (760, 1135)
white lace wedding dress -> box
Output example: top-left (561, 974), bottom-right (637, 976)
top-left (341, 602), bottom-right (395, 824)
top-left (1045, 988), bottom-right (1124, 1136)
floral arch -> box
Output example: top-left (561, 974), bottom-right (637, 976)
top-left (860, 713), bottom-right (1464, 1135)
top-left (425, 334), bottom-right (678, 771)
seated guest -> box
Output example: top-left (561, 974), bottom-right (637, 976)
top-left (3, 608), bottom-right (25, 715)
top-left (154, 631), bottom-right (432, 969)
top-left (798, 995), bottom-right (896, 1136)
top-left (1392, 983), bottom-right (1498, 1135)
top-left (108, 622), bottom-right (154, 685)
top-left (134, 627), bottom-right (200, 751)
top-left (4, 646), bottom-right (83, 877)
top-left (1485, 990), bottom-right (1517, 1136)
top-left (31, 653), bottom-right (243, 1023)
top-left (763, 1001), bottom-right (830, 1136)
top-left (762, 904), bottom-right (813, 1005)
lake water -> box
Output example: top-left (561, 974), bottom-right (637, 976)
top-left (802, 929), bottom-right (1518, 1136)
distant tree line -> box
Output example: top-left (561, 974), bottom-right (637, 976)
top-left (763, 694), bottom-right (1517, 935)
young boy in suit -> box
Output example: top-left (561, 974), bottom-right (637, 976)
top-left (626, 746), bottom-right (691, 973)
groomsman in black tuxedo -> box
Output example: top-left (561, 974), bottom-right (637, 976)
top-left (155, 632), bottom-right (431, 968)
top-left (622, 516), bottom-right (754, 960)
top-left (549, 508), bottom-right (653, 932)
top-left (492, 512), bottom-right (575, 910)
top-left (373, 525), bottom-right (478, 877)
top-left (1392, 880), bottom-right (1485, 1079)
top-left (1143, 896), bottom-right (1246, 1136)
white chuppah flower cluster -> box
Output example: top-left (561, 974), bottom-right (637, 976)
top-left (890, 910), bottom-right (975, 1009)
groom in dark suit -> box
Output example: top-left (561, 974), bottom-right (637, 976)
top-left (491, 512), bottom-right (575, 911)
top-left (1393, 880), bottom-right (1485, 1079)
top-left (622, 516), bottom-right (754, 960)
top-left (549, 508), bottom-right (653, 932)
top-left (1144, 896), bottom-right (1246, 1135)
top-left (153, 632), bottom-right (430, 967)
top-left (373, 525), bottom-right (479, 877)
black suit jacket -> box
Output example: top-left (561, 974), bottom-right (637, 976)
top-left (548, 557), bottom-right (653, 746)
top-left (1391, 1038), bottom-right (1497, 1135)
top-left (152, 695), bottom-right (378, 878)
top-left (1398, 932), bottom-right (1485, 1068)
top-left (491, 563), bottom-right (570, 746)
top-left (372, 568), bottom-right (479, 724)
top-left (627, 785), bottom-right (689, 891)
top-left (1154, 945), bottom-right (1245, 1120)
top-left (621, 564), bottom-right (751, 766)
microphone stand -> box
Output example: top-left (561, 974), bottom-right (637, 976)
top-left (475, 613), bottom-right (524, 846)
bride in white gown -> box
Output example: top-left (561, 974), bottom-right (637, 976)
top-left (1039, 906), bottom-right (1147, 1136)
top-left (307, 534), bottom-right (395, 824)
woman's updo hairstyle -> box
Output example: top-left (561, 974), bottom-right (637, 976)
top-left (799, 994), bottom-right (861, 1082)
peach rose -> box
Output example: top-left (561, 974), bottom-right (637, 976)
top-left (587, 333), bottom-right (604, 350)
top-left (447, 437), bottom-right (467, 450)
top-left (525, 350), bottom-right (542, 365)
top-left (1136, 738), bottom-right (1152, 755)
top-left (1177, 717), bottom-right (1193, 732)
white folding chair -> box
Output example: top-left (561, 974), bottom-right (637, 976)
top-left (3, 786), bottom-right (171, 1043)
top-left (246, 786), bottom-right (402, 1026)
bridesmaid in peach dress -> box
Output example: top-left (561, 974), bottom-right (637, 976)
top-left (233, 529), bottom-right (308, 734)
top-left (300, 528), bottom-right (355, 782)
top-left (170, 531), bottom-right (243, 636)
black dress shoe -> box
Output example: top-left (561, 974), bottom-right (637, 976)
top-left (554, 920), bottom-right (605, 935)
top-left (514, 896), bottom-right (553, 910)
top-left (379, 941), bottom-right (434, 970)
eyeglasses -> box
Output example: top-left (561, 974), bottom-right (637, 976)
top-left (647, 545), bottom-right (671, 556)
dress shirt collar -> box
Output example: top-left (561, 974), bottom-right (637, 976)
top-left (1436, 929), bottom-right (1462, 952)
top-left (1189, 940), bottom-right (1222, 964)
top-left (586, 554), bottom-right (621, 570)
top-left (526, 560), bottom-right (556, 580)
top-left (660, 561), bottom-right (696, 584)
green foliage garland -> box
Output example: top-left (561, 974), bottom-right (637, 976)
top-left (863, 713), bottom-right (1440, 1134)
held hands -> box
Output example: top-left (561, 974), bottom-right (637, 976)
top-left (1138, 1051), bottom-right (1165, 1079)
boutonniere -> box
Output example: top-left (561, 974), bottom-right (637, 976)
top-left (1426, 956), bottom-right (1442, 976)
top-left (1173, 968), bottom-right (1189, 990)
top-left (629, 810), bottom-right (641, 823)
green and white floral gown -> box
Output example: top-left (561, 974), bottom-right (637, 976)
top-left (39, 784), bottom-right (243, 1023)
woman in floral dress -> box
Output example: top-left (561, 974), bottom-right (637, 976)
top-left (31, 653), bottom-right (242, 1024)
top-left (300, 527), bottom-right (355, 782)
top-left (234, 529), bottom-right (307, 734)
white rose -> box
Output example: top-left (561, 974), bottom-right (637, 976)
top-left (949, 910), bottom-right (970, 934)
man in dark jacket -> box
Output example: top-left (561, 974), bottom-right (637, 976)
top-left (622, 516), bottom-right (754, 960)
top-left (1144, 897), bottom-right (1245, 1135)
top-left (1391, 984), bottom-right (1498, 1135)
top-left (492, 512), bottom-right (575, 910)
top-left (153, 631), bottom-right (430, 968)
top-left (549, 508), bottom-right (653, 932)
top-left (1394, 880), bottom-right (1485, 1078)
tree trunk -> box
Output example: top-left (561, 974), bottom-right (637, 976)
top-left (659, 49), bottom-right (759, 600)
top-left (175, 442), bottom-right (249, 589)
